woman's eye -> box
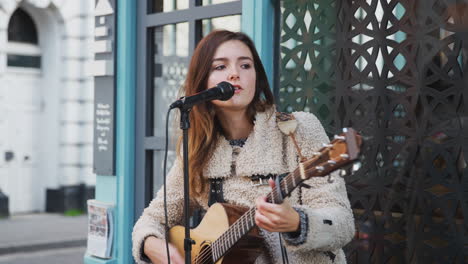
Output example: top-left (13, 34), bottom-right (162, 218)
top-left (241, 63), bottom-right (251, 69)
top-left (214, 65), bottom-right (225, 70)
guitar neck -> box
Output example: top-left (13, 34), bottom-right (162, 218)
top-left (210, 128), bottom-right (362, 262)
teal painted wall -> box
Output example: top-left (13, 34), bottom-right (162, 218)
top-left (242, 0), bottom-right (276, 87)
top-left (114, 0), bottom-right (136, 263)
top-left (85, 0), bottom-right (136, 263)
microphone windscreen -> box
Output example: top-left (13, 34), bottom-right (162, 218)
top-left (216, 82), bottom-right (235, 101)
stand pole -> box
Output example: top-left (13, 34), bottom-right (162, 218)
top-left (180, 109), bottom-right (194, 264)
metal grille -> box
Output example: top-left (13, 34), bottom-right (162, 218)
top-left (278, 0), bottom-right (468, 263)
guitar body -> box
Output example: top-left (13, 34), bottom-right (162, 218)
top-left (169, 203), bottom-right (264, 264)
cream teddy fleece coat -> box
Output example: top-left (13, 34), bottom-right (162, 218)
top-left (132, 109), bottom-right (355, 264)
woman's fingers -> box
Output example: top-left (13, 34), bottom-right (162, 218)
top-left (255, 196), bottom-right (298, 232)
top-left (144, 237), bottom-right (184, 264)
top-left (169, 244), bottom-right (184, 264)
top-left (268, 178), bottom-right (275, 188)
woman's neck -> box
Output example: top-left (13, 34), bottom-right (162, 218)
top-left (215, 109), bottom-right (253, 140)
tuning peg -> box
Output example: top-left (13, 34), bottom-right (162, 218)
top-left (340, 154), bottom-right (349, 159)
top-left (322, 143), bottom-right (333, 148)
top-left (339, 169), bottom-right (347, 177)
top-left (334, 135), bottom-right (345, 140)
top-left (327, 174), bottom-right (334, 183)
top-left (313, 152), bottom-right (321, 156)
top-left (328, 160), bottom-right (337, 165)
top-left (316, 166), bottom-right (324, 172)
top-left (342, 128), bottom-right (348, 133)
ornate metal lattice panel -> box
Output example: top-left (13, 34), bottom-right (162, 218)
top-left (278, 0), bottom-right (468, 263)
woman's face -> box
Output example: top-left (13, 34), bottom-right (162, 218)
top-left (207, 40), bottom-right (256, 112)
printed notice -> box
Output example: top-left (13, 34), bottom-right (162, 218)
top-left (93, 0), bottom-right (116, 175)
top-left (86, 199), bottom-right (114, 259)
top-left (93, 77), bottom-right (115, 175)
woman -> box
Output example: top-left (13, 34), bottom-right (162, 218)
top-left (132, 30), bottom-right (355, 264)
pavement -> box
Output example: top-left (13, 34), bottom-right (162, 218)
top-left (0, 213), bottom-right (88, 256)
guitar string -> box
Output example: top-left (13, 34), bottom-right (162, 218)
top-left (193, 170), bottom-right (307, 264)
top-left (195, 176), bottom-right (299, 263)
top-left (193, 152), bottom-right (339, 263)
top-left (193, 181), bottom-right (287, 264)
top-left (194, 246), bottom-right (209, 264)
top-left (193, 206), bottom-right (256, 263)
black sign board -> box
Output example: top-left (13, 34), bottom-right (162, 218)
top-left (93, 0), bottom-right (116, 175)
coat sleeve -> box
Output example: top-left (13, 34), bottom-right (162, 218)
top-left (282, 112), bottom-right (355, 253)
top-left (132, 159), bottom-right (185, 264)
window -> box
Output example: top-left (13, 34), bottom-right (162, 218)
top-left (7, 8), bottom-right (41, 69)
top-left (135, 0), bottom-right (241, 215)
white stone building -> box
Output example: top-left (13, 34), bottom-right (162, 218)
top-left (0, 0), bottom-right (95, 214)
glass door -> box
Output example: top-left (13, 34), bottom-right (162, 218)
top-left (135, 0), bottom-right (242, 218)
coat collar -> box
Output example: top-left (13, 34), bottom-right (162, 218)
top-left (203, 108), bottom-right (290, 179)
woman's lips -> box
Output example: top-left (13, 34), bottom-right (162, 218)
top-left (233, 85), bottom-right (242, 94)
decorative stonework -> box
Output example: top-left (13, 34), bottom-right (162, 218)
top-left (0, 0), bottom-right (95, 213)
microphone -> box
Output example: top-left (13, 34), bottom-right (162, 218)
top-left (169, 81), bottom-right (235, 109)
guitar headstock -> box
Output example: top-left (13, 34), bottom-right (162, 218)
top-left (301, 128), bottom-right (362, 178)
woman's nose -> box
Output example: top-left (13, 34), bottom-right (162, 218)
top-left (228, 71), bottom-right (239, 81)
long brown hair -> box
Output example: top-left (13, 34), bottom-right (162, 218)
top-left (177, 30), bottom-right (274, 197)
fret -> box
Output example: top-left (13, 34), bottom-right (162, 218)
top-left (295, 173), bottom-right (301, 187)
top-left (244, 215), bottom-right (248, 233)
top-left (287, 175), bottom-right (293, 193)
top-left (217, 236), bottom-right (221, 257)
top-left (231, 224), bottom-right (236, 242)
top-left (234, 223), bottom-right (239, 240)
top-left (221, 234), bottom-right (227, 254)
top-left (284, 176), bottom-right (288, 195)
top-left (249, 209), bottom-right (255, 227)
top-left (239, 220), bottom-right (243, 238)
top-left (223, 231), bottom-right (229, 250)
top-left (227, 229), bottom-right (233, 249)
top-left (299, 162), bottom-right (306, 179)
top-left (225, 232), bottom-right (230, 252)
top-left (224, 233), bottom-right (229, 252)
top-left (213, 242), bottom-right (218, 261)
top-left (241, 215), bottom-right (246, 234)
top-left (231, 225), bottom-right (235, 245)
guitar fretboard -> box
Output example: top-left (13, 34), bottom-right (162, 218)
top-left (209, 165), bottom-right (315, 262)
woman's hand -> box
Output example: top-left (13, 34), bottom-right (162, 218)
top-left (144, 236), bottom-right (184, 264)
top-left (255, 178), bottom-right (300, 233)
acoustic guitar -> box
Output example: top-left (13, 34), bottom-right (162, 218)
top-left (169, 128), bottom-right (362, 264)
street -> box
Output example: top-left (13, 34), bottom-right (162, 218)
top-left (0, 247), bottom-right (86, 264)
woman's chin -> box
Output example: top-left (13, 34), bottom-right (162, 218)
top-left (214, 102), bottom-right (250, 113)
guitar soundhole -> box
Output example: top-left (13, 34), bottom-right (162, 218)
top-left (195, 243), bottom-right (214, 264)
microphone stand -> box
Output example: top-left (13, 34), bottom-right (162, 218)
top-left (170, 82), bottom-right (233, 263)
top-left (179, 107), bottom-right (195, 264)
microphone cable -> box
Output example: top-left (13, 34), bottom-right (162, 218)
top-left (163, 108), bottom-right (172, 264)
